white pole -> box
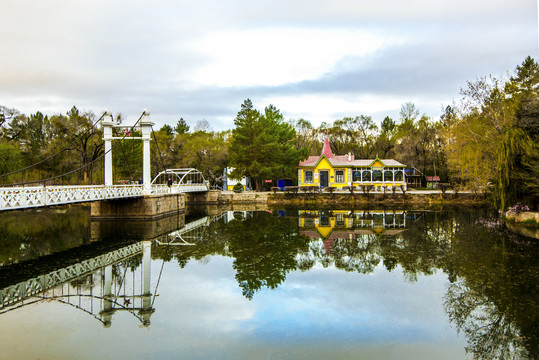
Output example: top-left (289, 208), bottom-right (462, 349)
top-left (140, 109), bottom-right (154, 195)
top-left (102, 265), bottom-right (113, 327)
top-left (101, 111), bottom-right (114, 186)
top-left (141, 240), bottom-right (152, 326)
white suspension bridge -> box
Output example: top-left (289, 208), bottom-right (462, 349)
top-left (0, 109), bottom-right (209, 211)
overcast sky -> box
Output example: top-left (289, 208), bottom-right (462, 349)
top-left (1, 0), bottom-right (537, 131)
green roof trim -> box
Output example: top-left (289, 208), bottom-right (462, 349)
top-left (311, 154), bottom-right (331, 168)
top-left (369, 157), bottom-right (385, 166)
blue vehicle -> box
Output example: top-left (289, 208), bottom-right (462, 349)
top-left (277, 178), bottom-right (294, 191)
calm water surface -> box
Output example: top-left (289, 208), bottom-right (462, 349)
top-left (0, 206), bottom-right (537, 360)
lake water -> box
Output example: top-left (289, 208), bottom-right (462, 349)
top-left (0, 205), bottom-right (537, 360)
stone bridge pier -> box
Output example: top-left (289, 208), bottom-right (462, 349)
top-left (91, 193), bottom-right (186, 219)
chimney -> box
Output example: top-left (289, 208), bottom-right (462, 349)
top-left (348, 152), bottom-right (352, 162)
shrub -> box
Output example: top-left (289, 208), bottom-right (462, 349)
top-left (439, 183), bottom-right (451, 194)
top-left (233, 183), bottom-right (244, 193)
top-left (324, 186), bottom-right (337, 194)
top-left (284, 186), bottom-right (299, 194)
top-left (508, 203), bottom-right (530, 213)
top-left (362, 185), bottom-right (373, 194)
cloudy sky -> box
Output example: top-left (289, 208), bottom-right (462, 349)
top-left (1, 0), bottom-right (537, 130)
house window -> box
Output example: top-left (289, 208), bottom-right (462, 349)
top-left (362, 170), bottom-right (371, 182)
top-left (335, 213), bottom-right (345, 227)
top-left (335, 170), bottom-right (344, 183)
top-left (373, 170), bottom-right (383, 181)
top-left (320, 214), bottom-right (330, 226)
top-left (384, 171), bottom-right (393, 182)
top-left (352, 169), bottom-right (362, 182)
top-left (304, 170), bottom-right (313, 183)
top-left (394, 171), bottom-right (403, 181)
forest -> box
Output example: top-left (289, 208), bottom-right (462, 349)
top-left (0, 57), bottom-right (537, 210)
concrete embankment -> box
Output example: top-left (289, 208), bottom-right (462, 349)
top-left (90, 190), bottom-right (489, 219)
top-left (187, 190), bottom-right (488, 207)
top-left (91, 193), bottom-right (186, 219)
top-left (504, 210), bottom-right (539, 239)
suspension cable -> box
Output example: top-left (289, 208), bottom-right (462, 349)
top-left (4, 113), bottom-right (144, 187)
top-left (151, 126), bottom-right (167, 170)
top-left (0, 112), bottom-right (106, 179)
top-left (118, 134), bottom-right (135, 182)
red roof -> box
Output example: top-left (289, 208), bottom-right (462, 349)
top-left (298, 136), bottom-right (406, 167)
top-left (321, 136), bottom-right (334, 158)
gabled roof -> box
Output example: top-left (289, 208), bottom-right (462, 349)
top-left (299, 156), bottom-right (406, 167)
top-left (298, 135), bottom-right (406, 167)
top-left (369, 157), bottom-right (385, 166)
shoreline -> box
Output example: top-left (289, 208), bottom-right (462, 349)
top-left (197, 190), bottom-right (491, 208)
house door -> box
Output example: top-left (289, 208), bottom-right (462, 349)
top-left (320, 171), bottom-right (329, 188)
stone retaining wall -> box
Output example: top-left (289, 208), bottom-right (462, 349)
top-left (266, 192), bottom-right (487, 207)
top-left (505, 211), bottom-right (539, 224)
top-left (91, 190), bottom-right (489, 219)
top-left (91, 193), bottom-right (185, 219)
top-left (185, 190), bottom-right (488, 206)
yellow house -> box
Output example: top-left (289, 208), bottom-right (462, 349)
top-left (298, 136), bottom-right (407, 190)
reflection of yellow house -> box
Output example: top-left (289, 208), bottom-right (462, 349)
top-left (298, 210), bottom-right (407, 236)
top-left (298, 136), bottom-right (407, 190)
top-left (298, 209), bottom-right (407, 256)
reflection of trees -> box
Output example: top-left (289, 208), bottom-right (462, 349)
top-left (377, 213), bottom-right (455, 281)
top-left (151, 212), bottom-right (311, 299)
top-left (148, 207), bottom-right (538, 358)
top-left (445, 281), bottom-right (528, 360)
top-left (0, 206), bottom-right (90, 265)
top-left (443, 216), bottom-right (539, 360)
top-left (328, 235), bottom-right (380, 274)
top-left (294, 208), bottom-right (537, 358)
top-left (151, 219), bottom-right (229, 268)
top-left (225, 213), bottom-right (310, 299)
top-left (296, 239), bottom-right (323, 271)
top-left (69, 274), bottom-right (94, 290)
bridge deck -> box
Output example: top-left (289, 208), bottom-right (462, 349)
top-left (0, 184), bottom-right (208, 211)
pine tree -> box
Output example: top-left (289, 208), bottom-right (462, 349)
top-left (229, 99), bottom-right (307, 190)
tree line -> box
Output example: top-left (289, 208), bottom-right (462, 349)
top-left (0, 57), bottom-right (537, 210)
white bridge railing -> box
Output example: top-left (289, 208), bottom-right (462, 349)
top-left (0, 185), bottom-right (144, 211)
top-left (0, 183), bottom-right (209, 211)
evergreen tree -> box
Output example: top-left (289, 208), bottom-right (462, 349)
top-left (174, 117), bottom-right (190, 135)
top-left (228, 99), bottom-right (307, 190)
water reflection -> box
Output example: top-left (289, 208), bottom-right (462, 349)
top-left (0, 206), bottom-right (91, 267)
top-left (0, 206), bottom-right (537, 359)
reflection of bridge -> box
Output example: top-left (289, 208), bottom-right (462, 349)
top-left (0, 213), bottom-right (222, 326)
top-left (0, 110), bottom-right (208, 211)
top-left (154, 212), bottom-right (227, 246)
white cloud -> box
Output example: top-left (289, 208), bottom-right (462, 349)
top-left (0, 0), bottom-right (536, 129)
top-left (189, 28), bottom-right (402, 87)
top-left (261, 94), bottom-right (405, 126)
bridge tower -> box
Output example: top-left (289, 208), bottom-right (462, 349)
top-left (140, 110), bottom-right (154, 195)
top-left (102, 111), bottom-right (114, 186)
top-left (101, 109), bottom-right (154, 194)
